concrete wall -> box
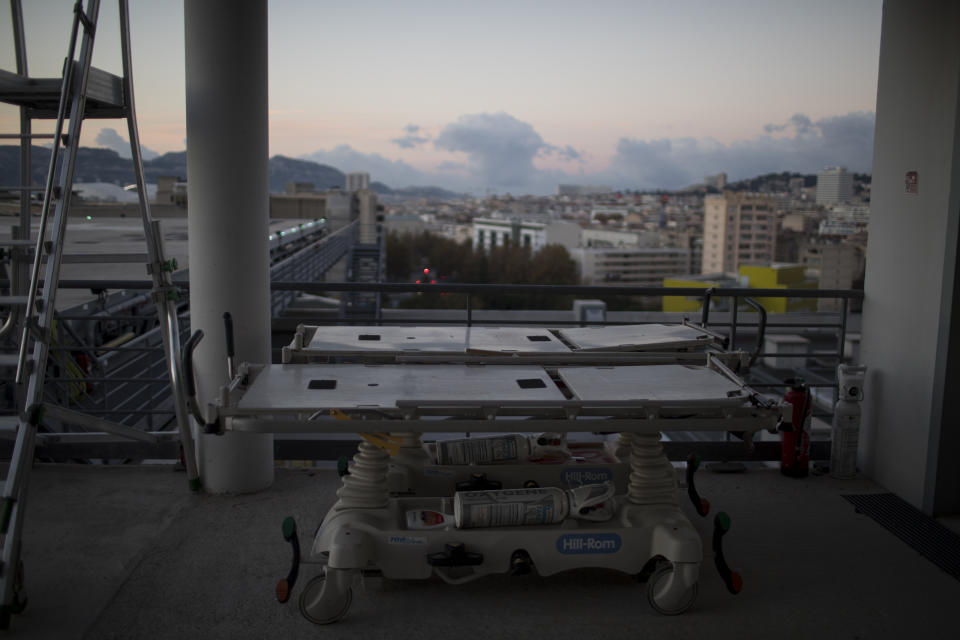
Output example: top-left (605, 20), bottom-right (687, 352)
top-left (860, 0), bottom-right (960, 513)
top-left (545, 221), bottom-right (581, 250)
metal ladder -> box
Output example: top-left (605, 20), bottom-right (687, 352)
top-left (0, 0), bottom-right (199, 628)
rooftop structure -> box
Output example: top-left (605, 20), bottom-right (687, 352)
top-left (346, 172), bottom-right (370, 192)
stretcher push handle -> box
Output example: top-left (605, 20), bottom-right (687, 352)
top-left (712, 511), bottom-right (743, 594)
top-left (743, 298), bottom-right (767, 369)
top-left (685, 453), bottom-right (710, 517)
top-left (182, 329), bottom-right (203, 400)
top-left (181, 330), bottom-right (219, 434)
top-left (700, 287), bottom-right (715, 328)
top-left (223, 312), bottom-right (236, 380)
top-left (276, 516), bottom-right (301, 603)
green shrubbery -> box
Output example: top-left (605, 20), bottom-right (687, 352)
top-left (385, 230), bottom-right (580, 310)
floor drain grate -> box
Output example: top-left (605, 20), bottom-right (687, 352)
top-left (843, 493), bottom-right (960, 580)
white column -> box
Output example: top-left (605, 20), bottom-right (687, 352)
top-left (185, 0), bottom-right (273, 493)
top-left (860, 0), bottom-right (960, 514)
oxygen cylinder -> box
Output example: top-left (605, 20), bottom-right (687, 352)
top-left (435, 434), bottom-right (533, 465)
top-left (780, 380), bottom-right (811, 478)
top-left (830, 365), bottom-right (866, 479)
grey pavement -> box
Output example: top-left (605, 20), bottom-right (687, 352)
top-left (8, 464), bottom-right (959, 639)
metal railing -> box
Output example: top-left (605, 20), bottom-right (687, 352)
top-left (270, 221), bottom-right (355, 316)
top-left (2, 265), bottom-right (864, 462)
top-left (0, 221), bottom-right (354, 439)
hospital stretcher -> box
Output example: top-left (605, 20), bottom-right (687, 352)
top-left (278, 322), bottom-right (753, 495)
top-left (188, 320), bottom-right (784, 623)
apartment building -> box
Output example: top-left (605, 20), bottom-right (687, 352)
top-left (473, 218), bottom-right (547, 250)
top-left (701, 192), bottom-right (777, 274)
top-left (574, 247), bottom-right (690, 286)
top-left (816, 166), bottom-right (853, 205)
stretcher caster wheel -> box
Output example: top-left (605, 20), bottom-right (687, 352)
top-left (646, 564), bottom-right (698, 616)
top-left (299, 570), bottom-right (353, 625)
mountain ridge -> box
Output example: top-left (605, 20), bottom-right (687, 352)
top-left (0, 145), bottom-right (464, 200)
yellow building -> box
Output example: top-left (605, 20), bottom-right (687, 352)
top-left (738, 264), bottom-right (818, 313)
top-left (662, 275), bottom-right (736, 313)
top-left (662, 265), bottom-right (817, 313)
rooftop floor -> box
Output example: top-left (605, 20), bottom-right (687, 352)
top-left (12, 463), bottom-right (960, 639)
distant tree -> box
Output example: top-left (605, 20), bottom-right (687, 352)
top-left (530, 244), bottom-right (578, 284)
top-left (385, 231), bottom-right (580, 310)
top-left (385, 231), bottom-right (414, 281)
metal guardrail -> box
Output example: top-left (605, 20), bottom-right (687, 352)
top-left (0, 221), bottom-right (353, 437)
top-left (270, 221), bottom-right (355, 316)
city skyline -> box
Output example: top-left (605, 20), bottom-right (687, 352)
top-left (0, 0), bottom-right (883, 194)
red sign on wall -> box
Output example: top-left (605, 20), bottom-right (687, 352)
top-left (905, 171), bottom-right (919, 194)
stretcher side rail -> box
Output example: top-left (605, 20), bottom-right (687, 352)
top-left (285, 322), bottom-right (732, 364)
top-left (203, 354), bottom-right (786, 437)
top-left (285, 350), bottom-right (744, 365)
top-left (223, 414), bottom-right (781, 435)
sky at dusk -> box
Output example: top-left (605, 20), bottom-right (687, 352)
top-left (0, 0), bottom-right (883, 195)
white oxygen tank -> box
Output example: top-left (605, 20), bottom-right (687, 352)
top-left (434, 434), bottom-right (533, 465)
top-left (830, 364), bottom-right (866, 479)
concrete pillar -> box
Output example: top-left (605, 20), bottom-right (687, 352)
top-left (860, 0), bottom-right (960, 515)
top-left (185, 0), bottom-right (273, 493)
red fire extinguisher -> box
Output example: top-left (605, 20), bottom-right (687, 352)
top-left (781, 379), bottom-right (811, 478)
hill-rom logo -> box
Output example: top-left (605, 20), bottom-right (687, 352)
top-left (562, 468), bottom-right (613, 485)
top-left (556, 533), bottom-right (621, 554)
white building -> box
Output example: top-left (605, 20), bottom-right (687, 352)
top-left (472, 218), bottom-right (546, 251)
top-left (544, 221), bottom-right (582, 250)
top-left (705, 172), bottom-right (727, 189)
top-left (816, 166), bottom-right (853, 205)
top-left (581, 228), bottom-right (643, 248)
top-left (383, 214), bottom-right (426, 235)
top-left (800, 237), bottom-right (865, 311)
top-left (573, 247), bottom-right (690, 286)
top-left (818, 205), bottom-right (870, 235)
